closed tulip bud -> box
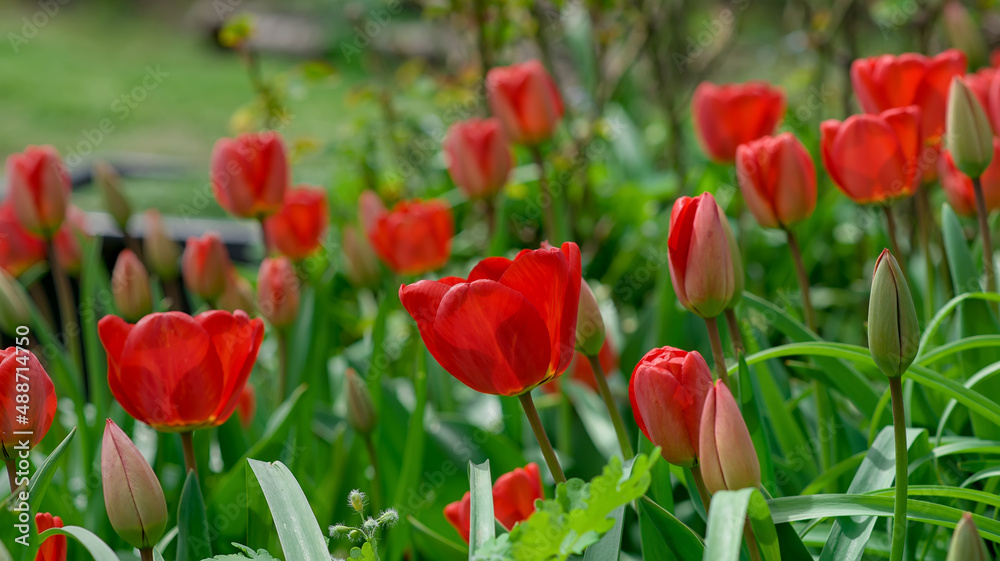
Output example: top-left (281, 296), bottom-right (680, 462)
top-left (342, 224), bottom-right (381, 288)
top-left (101, 420), bottom-right (168, 550)
top-left (94, 161), bottom-right (131, 232)
top-left (0, 268), bottom-right (31, 336)
top-left (947, 77), bottom-right (994, 178)
top-left (946, 513), bottom-right (990, 561)
top-left (345, 368), bottom-right (376, 435)
top-left (182, 232), bottom-right (231, 301)
top-left (5, 145), bottom-right (71, 238)
top-left (142, 210), bottom-right (180, 280)
top-left (486, 60), bottom-right (564, 145)
top-left (575, 280), bottom-right (605, 356)
top-left (443, 118), bottom-right (513, 199)
top-left (211, 131), bottom-right (289, 219)
top-left (217, 269), bottom-right (255, 314)
top-left (35, 512), bottom-right (67, 561)
top-left (1, 348), bottom-right (57, 454)
top-left (53, 206), bottom-right (89, 277)
top-left (868, 249), bottom-right (920, 378)
top-left (668, 193), bottom-right (739, 318)
top-left (0, 203), bottom-right (46, 278)
top-left (112, 250), bottom-right (152, 322)
top-left (699, 381), bottom-right (761, 493)
top-left (256, 257), bottom-right (300, 328)
top-left (735, 133), bottom-right (817, 229)
top-left (629, 347), bottom-right (713, 467)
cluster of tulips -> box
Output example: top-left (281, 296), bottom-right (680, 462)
top-left (2, 43), bottom-right (999, 560)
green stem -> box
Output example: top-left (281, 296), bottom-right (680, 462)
top-left (883, 205), bottom-right (906, 275)
top-left (743, 518), bottom-right (764, 561)
top-left (723, 308), bottom-right (745, 356)
top-left (180, 431), bottom-right (197, 475)
top-left (785, 227), bottom-right (816, 332)
top-left (518, 392), bottom-right (566, 483)
top-left (972, 176), bottom-right (997, 296)
top-left (47, 240), bottom-right (83, 388)
top-left (530, 145), bottom-right (558, 242)
top-left (140, 548), bottom-right (154, 561)
top-left (690, 466), bottom-right (712, 512)
top-left (888, 376), bottom-right (908, 561)
top-left (277, 330), bottom-right (289, 401)
top-left (364, 435), bottom-right (383, 514)
top-left (915, 188), bottom-right (936, 321)
top-left (258, 217), bottom-right (271, 258)
top-left (587, 353), bottom-right (634, 459)
top-left (5, 459), bottom-right (17, 493)
top-left (704, 316), bottom-right (732, 389)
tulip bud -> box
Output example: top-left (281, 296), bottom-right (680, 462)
top-left (111, 250), bottom-right (152, 322)
top-left (94, 161), bottom-right (132, 233)
top-left (342, 224), bottom-right (381, 287)
top-left (486, 60), bottom-right (564, 145)
top-left (1, 348), bottom-right (57, 453)
top-left (5, 145), bottom-right (71, 238)
top-left (947, 77), bottom-right (994, 178)
top-left (256, 257), bottom-right (300, 328)
top-left (143, 210), bottom-right (180, 280)
top-left (947, 513), bottom-right (990, 561)
top-left (217, 269), bottom-right (255, 314)
top-left (345, 368), bottom-right (376, 435)
top-left (0, 268), bottom-right (31, 336)
top-left (698, 380), bottom-right (761, 493)
top-left (668, 193), bottom-right (739, 318)
top-left (575, 281), bottom-right (605, 356)
top-left (101, 420), bottom-right (168, 550)
top-left (868, 249), bottom-right (920, 378)
top-left (182, 232), bottom-right (231, 301)
top-left (0, 203), bottom-right (47, 278)
top-left (443, 118), bottom-right (513, 199)
top-left (53, 206), bottom-right (89, 277)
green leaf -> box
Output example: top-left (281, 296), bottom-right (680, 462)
top-left (350, 542), bottom-right (378, 560)
top-left (36, 527), bottom-right (117, 561)
top-left (27, 427), bottom-right (75, 505)
top-left (176, 471), bottom-right (213, 561)
top-left (206, 543), bottom-right (282, 560)
top-left (246, 459), bottom-right (329, 561)
top-left (738, 356), bottom-right (776, 495)
top-left (702, 488), bottom-right (780, 561)
top-left (638, 496), bottom-right (705, 559)
top-left (582, 457), bottom-right (637, 561)
top-left (564, 381), bottom-right (621, 460)
top-left (408, 515), bottom-right (468, 561)
top-left (468, 460), bottom-right (496, 558)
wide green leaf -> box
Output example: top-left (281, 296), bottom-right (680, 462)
top-left (638, 495), bottom-right (704, 560)
top-left (176, 470), bottom-right (213, 561)
top-left (702, 488), bottom-right (780, 561)
top-left (246, 459), bottom-right (329, 560)
top-left (468, 460), bottom-right (496, 558)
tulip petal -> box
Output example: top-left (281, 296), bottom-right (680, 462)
top-left (98, 315), bottom-right (146, 423)
top-left (399, 279), bottom-right (454, 359)
top-left (197, 310), bottom-right (264, 424)
top-left (468, 256), bottom-right (513, 281)
top-left (713, 383), bottom-right (762, 492)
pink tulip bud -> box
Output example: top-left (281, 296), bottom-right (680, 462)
top-left (94, 161), bottom-right (131, 233)
top-left (210, 131), bottom-right (289, 219)
top-left (112, 250), bottom-right (152, 322)
top-left (182, 232), bottom-right (231, 301)
top-left (143, 210), bottom-right (180, 280)
top-left (444, 118), bottom-right (513, 199)
top-left (486, 60), bottom-right (564, 145)
top-left (699, 381), bottom-right (761, 493)
top-left (101, 420), bottom-right (168, 550)
top-left (668, 192), bottom-right (741, 318)
top-left (256, 257), bottom-right (300, 328)
top-left (629, 346), bottom-right (713, 467)
top-left (5, 145), bottom-right (71, 238)
top-left (735, 133), bottom-right (817, 229)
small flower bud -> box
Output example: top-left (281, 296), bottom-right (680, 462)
top-left (143, 210), bottom-right (180, 281)
top-left (947, 513), bottom-right (990, 561)
top-left (0, 268), bottom-right (32, 336)
top-left (868, 249), bottom-right (920, 378)
top-left (112, 250), bottom-right (152, 322)
top-left (348, 489), bottom-right (367, 514)
top-left (182, 232), bottom-right (231, 301)
top-left (699, 380), bottom-right (761, 494)
top-left (256, 257), bottom-right (300, 328)
top-left (94, 161), bottom-right (131, 233)
top-left (575, 281), bottom-right (605, 356)
top-left (329, 524), bottom-right (352, 538)
top-left (102, 420), bottom-right (168, 550)
top-left (345, 368), bottom-right (376, 436)
top-left (348, 529), bottom-right (364, 542)
top-left (377, 509), bottom-right (399, 526)
top-left (947, 77), bottom-right (994, 178)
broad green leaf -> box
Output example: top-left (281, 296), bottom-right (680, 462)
top-left (564, 381), bottom-right (620, 460)
top-left (176, 471), bottom-right (213, 561)
top-left (246, 459), bottom-right (329, 560)
top-left (935, 360), bottom-right (1000, 445)
top-left (638, 496), bottom-right (704, 559)
top-left (702, 488), bottom-right (780, 561)
top-left (27, 427), bottom-right (76, 505)
top-left (350, 542), bottom-right (377, 560)
top-left (738, 355), bottom-right (776, 495)
top-left (36, 527), bottom-right (117, 561)
top-left (468, 460), bottom-right (496, 558)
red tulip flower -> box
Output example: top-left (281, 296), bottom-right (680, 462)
top-left (699, 380), bottom-right (761, 493)
top-left (820, 106), bottom-right (923, 204)
top-left (182, 232), bottom-right (232, 301)
top-left (444, 118), bottom-right (513, 199)
top-left (692, 82), bottom-right (785, 163)
top-left (939, 139), bottom-right (1000, 217)
top-left (256, 257), bottom-right (300, 328)
top-left (52, 206), bottom-right (90, 276)
top-left (0, 203), bottom-right (46, 277)
top-left (1, 347), bottom-right (57, 455)
top-left (628, 346), bottom-right (713, 467)
top-left (34, 513), bottom-right (67, 561)
top-left (211, 131), bottom-right (289, 218)
top-left (98, 310), bottom-right (264, 431)
top-left (4, 145), bottom-right (71, 237)
top-left (359, 190), bottom-right (453, 276)
top-left (735, 133), bottom-right (817, 229)
top-left (445, 463), bottom-right (544, 543)
top-left (542, 338), bottom-right (617, 394)
top-left (851, 49), bottom-right (967, 147)
top-left (400, 242), bottom-right (581, 396)
top-left (263, 186), bottom-right (329, 260)
top-left (668, 192), bottom-right (742, 318)
top-left (487, 60), bottom-right (564, 145)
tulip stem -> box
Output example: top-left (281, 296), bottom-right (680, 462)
top-left (882, 205), bottom-right (906, 275)
top-left (784, 227), bottom-right (816, 332)
top-left (180, 431), bottom-right (197, 475)
top-left (888, 376), bottom-right (908, 561)
top-left (587, 353), bottom-right (634, 460)
top-left (723, 308), bottom-right (745, 356)
top-left (47, 240), bottom-right (84, 384)
top-left (5, 459), bottom-right (16, 493)
top-left (915, 189), bottom-right (936, 321)
top-left (518, 392), bottom-right (566, 483)
top-left (703, 316), bottom-right (732, 390)
top-left (530, 145), bottom-right (558, 242)
top-left (257, 217), bottom-right (271, 258)
top-left (363, 435), bottom-right (383, 514)
top-left (140, 548), bottom-right (154, 561)
top-left (690, 466), bottom-right (712, 513)
top-left (743, 518), bottom-right (763, 561)
top-left (972, 176), bottom-right (997, 297)
top-left (277, 330), bottom-right (289, 400)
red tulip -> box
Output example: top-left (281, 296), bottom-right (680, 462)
top-left (820, 106), bottom-right (923, 204)
top-left (1, 347), bottom-right (57, 453)
top-left (263, 186), bottom-right (329, 260)
top-left (486, 60), bottom-right (564, 145)
top-left (668, 192), bottom-right (741, 318)
top-left (628, 346), bottom-right (713, 467)
top-left (692, 82), bottom-right (785, 163)
top-left (4, 145), bottom-right (71, 237)
top-left (445, 463), bottom-right (544, 543)
top-left (444, 118), bottom-right (513, 199)
top-left (256, 257), bottom-right (300, 328)
top-left (851, 49), bottom-right (967, 146)
top-left (359, 190), bottom-right (453, 276)
top-left (939, 138), bottom-right (1000, 217)
top-left (52, 206), bottom-right (89, 276)
top-left (182, 232), bottom-right (232, 301)
top-left (97, 310), bottom-right (264, 431)
top-left (34, 513), bottom-right (67, 561)
top-left (542, 337), bottom-right (617, 395)
top-left (735, 133), bottom-right (817, 229)
top-left (699, 380), bottom-right (761, 493)
top-left (211, 131), bottom-right (289, 218)
top-left (400, 242), bottom-right (581, 396)
top-left (0, 203), bottom-right (46, 277)
top-left (237, 383), bottom-right (256, 428)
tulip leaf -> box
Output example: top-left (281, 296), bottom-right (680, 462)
top-left (468, 460), bottom-right (496, 558)
top-left (36, 527), bottom-right (118, 561)
top-left (27, 427), bottom-right (75, 505)
top-left (737, 355), bottom-right (777, 495)
top-left (176, 470), bottom-right (213, 561)
top-left (638, 495), bottom-right (705, 560)
top-left (408, 515), bottom-right (468, 561)
top-left (702, 487), bottom-right (780, 561)
top-left (246, 459), bottom-right (330, 561)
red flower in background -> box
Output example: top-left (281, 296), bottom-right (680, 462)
top-left (542, 338), bottom-right (617, 394)
top-left (964, 67), bottom-right (995, 121)
top-left (445, 463), bottom-right (544, 543)
top-left (52, 206), bottom-right (90, 276)
top-left (444, 118), bottom-right (513, 199)
top-left (211, 131), bottom-right (289, 218)
top-left (98, 310), bottom-right (264, 432)
top-left (692, 82), bottom-right (785, 163)
top-left (0, 203), bottom-right (46, 277)
top-left (182, 232), bottom-right (232, 301)
top-left (487, 60), bottom-right (564, 145)
top-left (1, 348), bottom-right (57, 455)
top-left (939, 138), bottom-right (1000, 217)
top-left (256, 257), bottom-right (301, 328)
top-left (238, 383), bottom-right (256, 428)
top-left (359, 190), bottom-right (453, 276)
top-left (820, 106), bottom-right (923, 204)
top-left (400, 242), bottom-right (581, 396)
top-left (263, 186), bottom-right (329, 260)
top-left (34, 513), bottom-right (67, 561)
top-left (5, 145), bottom-right (71, 237)
top-left (735, 132), bottom-right (817, 229)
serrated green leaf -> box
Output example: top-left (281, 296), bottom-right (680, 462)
top-left (350, 542), bottom-right (377, 560)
